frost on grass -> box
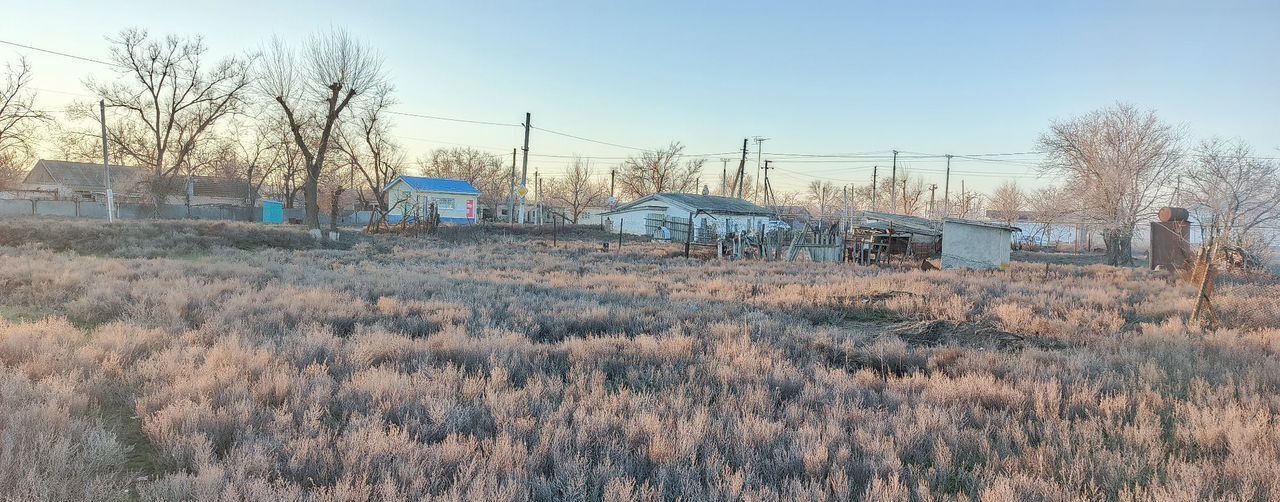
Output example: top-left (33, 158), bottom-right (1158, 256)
top-left (0, 220), bottom-right (1278, 500)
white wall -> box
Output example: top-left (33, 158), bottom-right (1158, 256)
top-left (942, 222), bottom-right (1013, 270)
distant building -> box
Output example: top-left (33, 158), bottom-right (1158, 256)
top-left (384, 176), bottom-right (481, 225)
top-left (601, 193), bottom-right (774, 239)
top-left (575, 205), bottom-right (614, 226)
top-left (20, 159), bottom-right (249, 206)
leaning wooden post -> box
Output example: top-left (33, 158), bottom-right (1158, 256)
top-left (684, 213), bottom-right (693, 259)
top-left (617, 219), bottom-right (624, 252)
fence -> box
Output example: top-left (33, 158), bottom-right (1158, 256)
top-left (0, 198), bottom-right (254, 222)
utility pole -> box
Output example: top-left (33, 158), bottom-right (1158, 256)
top-left (720, 158), bottom-right (730, 196)
top-left (752, 136), bottom-right (769, 202)
top-left (762, 160), bottom-right (773, 206)
top-left (735, 139), bottom-right (748, 198)
top-left (508, 148), bottom-right (517, 223)
top-left (534, 169), bottom-right (541, 225)
top-left (609, 168), bottom-right (616, 200)
top-left (871, 166), bottom-right (878, 212)
top-left (519, 112), bottom-right (531, 224)
top-left (928, 183), bottom-right (937, 218)
top-left (890, 150), bottom-right (898, 214)
top-left (960, 179), bottom-right (966, 218)
top-left (942, 154), bottom-right (952, 219)
top-left (100, 100), bottom-right (113, 223)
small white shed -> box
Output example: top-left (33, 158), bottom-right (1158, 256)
top-left (601, 193), bottom-right (774, 240)
top-left (941, 218), bottom-right (1019, 270)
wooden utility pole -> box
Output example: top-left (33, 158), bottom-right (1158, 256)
top-left (761, 160), bottom-right (773, 206)
top-left (871, 166), bottom-right (878, 211)
top-left (942, 154), bottom-right (952, 219)
top-left (508, 148), bottom-right (517, 223)
top-left (534, 170), bottom-right (541, 225)
top-left (890, 150), bottom-right (898, 214)
top-left (519, 112), bottom-right (531, 224)
top-left (735, 139), bottom-right (748, 198)
top-left (609, 168), bottom-right (616, 199)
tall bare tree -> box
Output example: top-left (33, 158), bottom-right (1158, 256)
top-left (82, 29), bottom-right (252, 206)
top-left (259, 28), bottom-right (385, 231)
top-left (1039, 103), bottom-right (1183, 266)
top-left (544, 156), bottom-right (608, 223)
top-left (1184, 137), bottom-right (1280, 252)
top-left (335, 86), bottom-right (403, 227)
top-left (807, 180), bottom-right (838, 225)
top-left (418, 147), bottom-right (508, 209)
top-left (616, 142), bottom-right (703, 199)
top-left (988, 181), bottom-right (1026, 226)
top-left (0, 57), bottom-right (50, 188)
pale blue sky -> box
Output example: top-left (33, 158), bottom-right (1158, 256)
top-left (1, 0), bottom-right (1277, 193)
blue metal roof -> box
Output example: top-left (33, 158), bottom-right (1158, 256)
top-left (391, 176), bottom-right (481, 195)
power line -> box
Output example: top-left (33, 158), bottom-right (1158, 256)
top-left (384, 110), bottom-right (520, 128)
top-left (530, 125), bottom-right (645, 151)
top-left (0, 39), bottom-right (119, 67)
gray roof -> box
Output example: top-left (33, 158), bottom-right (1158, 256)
top-left (856, 211), bottom-right (942, 236)
top-left (25, 159), bottom-right (141, 190)
top-left (24, 159), bottom-right (249, 199)
top-left (943, 217), bottom-right (1021, 232)
top-left (607, 193), bottom-right (774, 216)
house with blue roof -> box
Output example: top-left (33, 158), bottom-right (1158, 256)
top-left (385, 176), bottom-right (482, 225)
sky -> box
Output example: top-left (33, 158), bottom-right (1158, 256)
top-left (1, 0), bottom-right (1277, 195)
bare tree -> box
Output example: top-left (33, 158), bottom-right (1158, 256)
top-left (1039, 103), bottom-right (1183, 266)
top-left (897, 174), bottom-right (925, 215)
top-left (1027, 185), bottom-right (1072, 245)
top-left (1184, 137), bottom-right (1280, 252)
top-left (988, 181), bottom-right (1026, 226)
top-left (0, 57), bottom-right (50, 188)
top-left (335, 86), bottom-right (403, 227)
top-left (544, 156), bottom-right (608, 223)
top-left (616, 142), bottom-right (703, 199)
top-left (259, 28), bottom-right (385, 231)
top-left (806, 180), bottom-right (838, 225)
top-left (418, 147), bottom-right (508, 209)
top-left (81, 29), bottom-right (252, 207)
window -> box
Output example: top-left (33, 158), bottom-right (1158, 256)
top-left (437, 198), bottom-right (455, 210)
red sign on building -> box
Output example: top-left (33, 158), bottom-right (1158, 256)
top-left (466, 199), bottom-right (475, 219)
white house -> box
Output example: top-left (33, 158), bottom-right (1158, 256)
top-left (941, 218), bottom-right (1019, 270)
top-left (601, 193), bottom-right (774, 239)
top-left (385, 176), bottom-right (481, 225)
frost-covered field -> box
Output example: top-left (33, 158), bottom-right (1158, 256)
top-left (1, 218), bottom-right (1278, 501)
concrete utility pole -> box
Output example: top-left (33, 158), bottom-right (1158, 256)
top-left (735, 139), bottom-right (748, 198)
top-left (942, 154), bottom-right (952, 219)
top-left (519, 112), bottom-right (531, 224)
top-left (508, 148), bottom-right (517, 223)
top-left (890, 149), bottom-right (898, 214)
top-left (100, 100), bottom-right (113, 223)
top-left (752, 136), bottom-right (769, 202)
top-left (720, 158), bottom-right (730, 195)
top-left (928, 183), bottom-right (938, 218)
top-left (871, 166), bottom-right (878, 211)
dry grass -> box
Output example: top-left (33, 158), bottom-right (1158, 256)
top-left (0, 219), bottom-right (1278, 500)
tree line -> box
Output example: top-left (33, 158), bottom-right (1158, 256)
top-left (1, 32), bottom-right (1276, 256)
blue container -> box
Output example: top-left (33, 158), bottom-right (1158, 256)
top-left (262, 200), bottom-right (284, 224)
